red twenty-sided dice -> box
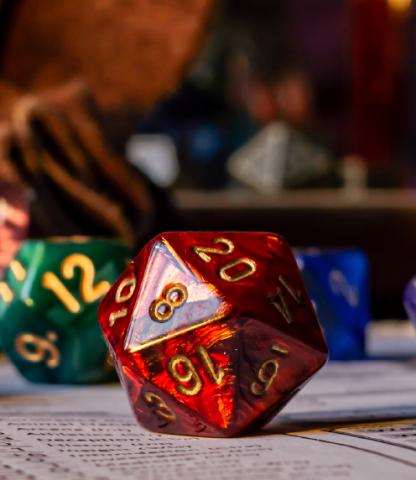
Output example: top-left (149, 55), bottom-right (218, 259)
top-left (98, 232), bottom-right (328, 437)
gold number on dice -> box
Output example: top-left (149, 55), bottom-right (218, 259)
top-left (196, 346), bottom-right (225, 385)
top-left (0, 260), bottom-right (27, 304)
top-left (15, 332), bottom-right (60, 368)
top-left (250, 344), bottom-right (289, 397)
top-left (142, 392), bottom-right (176, 424)
top-left (149, 283), bottom-right (188, 323)
top-left (269, 275), bottom-right (303, 324)
top-left (219, 258), bottom-right (257, 283)
top-left (10, 260), bottom-right (26, 282)
top-left (62, 254), bottom-right (111, 303)
top-left (193, 237), bottom-right (257, 282)
top-left (193, 238), bottom-right (235, 263)
top-left (0, 282), bottom-right (13, 304)
top-left (109, 277), bottom-right (137, 327)
top-left (168, 355), bottom-right (202, 396)
top-left (42, 254), bottom-right (111, 314)
top-left (250, 359), bottom-right (280, 397)
top-left (168, 346), bottom-right (225, 397)
top-left (42, 272), bottom-right (80, 313)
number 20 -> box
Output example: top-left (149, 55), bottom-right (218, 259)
top-left (193, 238), bottom-right (257, 282)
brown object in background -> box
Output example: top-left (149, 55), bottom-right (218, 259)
top-left (0, 80), bottom-right (172, 248)
top-left (0, 81), bottom-right (21, 120)
top-left (0, 0), bottom-right (213, 110)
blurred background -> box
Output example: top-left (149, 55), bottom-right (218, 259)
top-left (1, 0), bottom-right (416, 338)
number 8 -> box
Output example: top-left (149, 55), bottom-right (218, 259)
top-left (149, 283), bottom-right (188, 323)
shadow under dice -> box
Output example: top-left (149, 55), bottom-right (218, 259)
top-left (99, 232), bottom-right (328, 437)
top-left (0, 238), bottom-right (131, 384)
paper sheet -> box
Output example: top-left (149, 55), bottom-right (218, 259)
top-left (0, 360), bottom-right (415, 479)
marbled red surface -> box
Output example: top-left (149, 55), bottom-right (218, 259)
top-left (99, 232), bottom-right (328, 437)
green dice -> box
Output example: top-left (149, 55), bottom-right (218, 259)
top-left (0, 238), bottom-right (131, 384)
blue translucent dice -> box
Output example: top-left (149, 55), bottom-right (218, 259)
top-left (403, 277), bottom-right (416, 325)
top-left (296, 249), bottom-right (371, 360)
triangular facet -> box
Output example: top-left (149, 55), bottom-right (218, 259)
top-left (124, 239), bottom-right (229, 352)
top-left (132, 320), bottom-right (238, 431)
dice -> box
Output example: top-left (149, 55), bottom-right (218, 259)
top-left (296, 249), bottom-right (370, 360)
top-left (99, 232), bottom-right (328, 437)
top-left (0, 238), bottom-right (131, 384)
top-left (404, 276), bottom-right (416, 326)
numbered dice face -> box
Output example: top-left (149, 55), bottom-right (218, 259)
top-left (296, 249), bottom-right (370, 360)
top-left (99, 232), bottom-right (328, 437)
top-left (0, 238), bottom-right (131, 384)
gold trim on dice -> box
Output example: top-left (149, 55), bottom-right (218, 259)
top-left (126, 311), bottom-right (229, 353)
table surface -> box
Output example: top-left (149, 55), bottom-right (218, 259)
top-left (1, 357), bottom-right (416, 479)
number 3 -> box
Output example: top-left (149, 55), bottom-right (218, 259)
top-left (142, 392), bottom-right (176, 424)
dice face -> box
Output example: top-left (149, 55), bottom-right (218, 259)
top-left (99, 232), bottom-right (328, 437)
top-left (296, 249), bottom-right (370, 360)
top-left (0, 238), bottom-right (131, 384)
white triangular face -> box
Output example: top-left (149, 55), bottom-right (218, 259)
top-left (227, 122), bottom-right (289, 193)
top-left (124, 239), bottom-right (229, 352)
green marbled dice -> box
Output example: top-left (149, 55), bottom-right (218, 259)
top-left (0, 237), bottom-right (131, 384)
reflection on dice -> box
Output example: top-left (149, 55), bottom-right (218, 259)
top-left (0, 238), bottom-right (131, 384)
top-left (99, 232), bottom-right (328, 437)
top-left (296, 249), bottom-right (370, 360)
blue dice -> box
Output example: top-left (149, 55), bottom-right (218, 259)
top-left (403, 277), bottom-right (416, 325)
top-left (296, 249), bottom-right (371, 360)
